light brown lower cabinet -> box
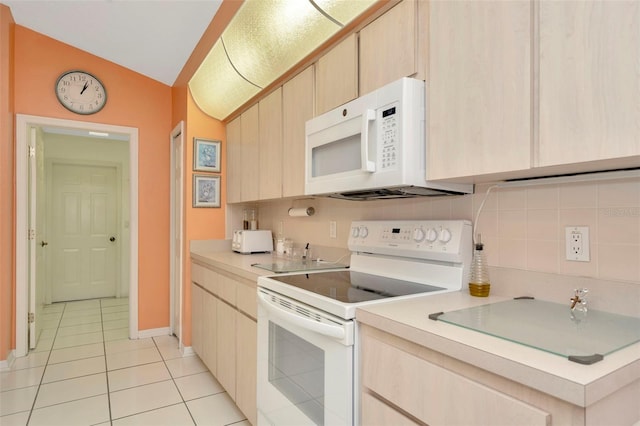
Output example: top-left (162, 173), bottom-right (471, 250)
top-left (191, 261), bottom-right (257, 425)
top-left (360, 324), bottom-right (640, 426)
top-left (361, 324), bottom-right (557, 426)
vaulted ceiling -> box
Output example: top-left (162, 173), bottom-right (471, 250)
top-left (3, 0), bottom-right (223, 86)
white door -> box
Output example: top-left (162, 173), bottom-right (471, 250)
top-left (51, 163), bottom-right (118, 302)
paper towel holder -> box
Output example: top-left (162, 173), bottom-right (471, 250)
top-left (288, 207), bottom-right (315, 217)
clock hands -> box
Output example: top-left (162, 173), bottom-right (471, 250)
top-left (80, 82), bottom-right (89, 95)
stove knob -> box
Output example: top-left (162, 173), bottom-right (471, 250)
top-left (425, 228), bottom-right (438, 243)
top-left (359, 226), bottom-right (369, 238)
top-left (351, 227), bottom-right (360, 238)
top-left (413, 227), bottom-right (426, 242)
top-left (439, 228), bottom-right (452, 243)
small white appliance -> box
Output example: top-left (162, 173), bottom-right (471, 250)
top-left (305, 78), bottom-right (473, 200)
top-left (257, 220), bottom-right (472, 425)
top-left (232, 230), bottom-right (273, 254)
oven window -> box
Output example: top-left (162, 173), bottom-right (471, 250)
top-left (269, 322), bottom-right (324, 425)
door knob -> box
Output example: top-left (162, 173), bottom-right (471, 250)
top-left (40, 241), bottom-right (48, 247)
top-left (109, 236), bottom-right (116, 242)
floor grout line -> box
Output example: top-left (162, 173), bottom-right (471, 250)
top-left (3, 297), bottom-right (247, 426)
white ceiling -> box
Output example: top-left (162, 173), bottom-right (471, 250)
top-left (3, 0), bottom-right (223, 86)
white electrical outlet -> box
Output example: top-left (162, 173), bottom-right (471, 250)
top-left (329, 221), bottom-right (337, 239)
top-left (565, 226), bottom-right (590, 262)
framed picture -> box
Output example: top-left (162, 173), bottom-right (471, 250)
top-left (193, 138), bottom-right (221, 172)
top-left (193, 175), bottom-right (220, 208)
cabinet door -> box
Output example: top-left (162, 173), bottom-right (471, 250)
top-left (315, 33), bottom-right (358, 114)
top-left (236, 312), bottom-right (257, 426)
top-left (428, 1), bottom-right (532, 180)
top-left (259, 88), bottom-right (283, 200)
top-left (216, 300), bottom-right (237, 398)
top-left (538, 0), bottom-right (640, 167)
top-left (240, 103), bottom-right (260, 202)
top-left (201, 291), bottom-right (217, 375)
top-left (226, 116), bottom-right (242, 204)
top-left (360, 0), bottom-right (417, 95)
top-left (191, 283), bottom-right (217, 375)
top-left (190, 283), bottom-right (203, 358)
top-left (282, 66), bottom-right (314, 198)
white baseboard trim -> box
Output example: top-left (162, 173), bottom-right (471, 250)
top-left (137, 327), bottom-right (172, 339)
top-left (0, 350), bottom-right (16, 371)
top-left (181, 345), bottom-right (194, 357)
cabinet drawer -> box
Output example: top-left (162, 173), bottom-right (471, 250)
top-left (236, 279), bottom-right (257, 319)
top-left (361, 392), bottom-right (420, 426)
top-left (191, 263), bottom-right (206, 286)
top-left (362, 336), bottom-right (550, 426)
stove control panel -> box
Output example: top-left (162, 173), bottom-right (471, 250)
top-left (348, 220), bottom-right (472, 263)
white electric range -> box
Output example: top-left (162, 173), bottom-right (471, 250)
top-left (256, 220), bottom-right (472, 425)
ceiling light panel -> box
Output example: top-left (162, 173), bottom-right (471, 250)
top-left (190, 42), bottom-right (261, 120)
top-left (189, 0), bottom-right (376, 120)
top-left (223, 0), bottom-right (340, 88)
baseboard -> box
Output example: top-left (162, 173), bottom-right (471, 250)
top-left (0, 350), bottom-right (16, 371)
top-left (137, 327), bottom-right (172, 339)
top-left (181, 345), bottom-right (194, 357)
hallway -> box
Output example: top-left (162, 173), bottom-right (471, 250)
top-left (0, 298), bottom-right (248, 425)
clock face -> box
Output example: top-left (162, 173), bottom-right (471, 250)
top-left (55, 70), bottom-right (107, 115)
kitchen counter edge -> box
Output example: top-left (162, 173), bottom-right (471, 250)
top-left (356, 291), bottom-right (640, 408)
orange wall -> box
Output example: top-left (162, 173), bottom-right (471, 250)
top-left (171, 83), bottom-right (226, 346)
top-left (0, 4), bottom-right (15, 361)
top-left (169, 1), bottom-right (241, 347)
top-left (14, 26), bottom-right (173, 331)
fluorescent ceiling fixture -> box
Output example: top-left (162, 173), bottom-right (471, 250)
top-left (189, 0), bottom-right (376, 120)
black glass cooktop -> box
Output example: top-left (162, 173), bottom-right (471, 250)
top-left (269, 270), bottom-right (446, 304)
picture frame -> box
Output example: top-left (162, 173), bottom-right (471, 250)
top-left (193, 138), bottom-right (221, 172)
top-left (193, 175), bottom-right (220, 208)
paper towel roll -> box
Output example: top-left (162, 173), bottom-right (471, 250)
top-left (288, 207), bottom-right (315, 217)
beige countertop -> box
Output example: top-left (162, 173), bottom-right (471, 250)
top-left (190, 240), bottom-right (274, 282)
top-left (356, 291), bottom-right (640, 409)
top-left (190, 241), bottom-right (640, 410)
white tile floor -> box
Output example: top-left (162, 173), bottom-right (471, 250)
top-left (0, 298), bottom-right (250, 426)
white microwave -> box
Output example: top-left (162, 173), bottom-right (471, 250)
top-left (305, 78), bottom-right (473, 200)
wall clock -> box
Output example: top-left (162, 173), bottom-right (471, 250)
top-left (55, 70), bottom-right (107, 115)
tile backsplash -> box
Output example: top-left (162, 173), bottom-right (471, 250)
top-left (235, 176), bottom-right (640, 289)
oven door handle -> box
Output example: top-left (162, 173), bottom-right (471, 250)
top-left (258, 292), bottom-right (346, 341)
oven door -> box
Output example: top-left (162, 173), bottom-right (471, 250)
top-left (257, 288), bottom-right (354, 426)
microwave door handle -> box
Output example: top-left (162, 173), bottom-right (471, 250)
top-left (258, 292), bottom-right (346, 341)
top-left (361, 109), bottom-right (376, 172)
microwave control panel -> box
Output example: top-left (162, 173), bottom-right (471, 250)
top-left (380, 103), bottom-right (399, 170)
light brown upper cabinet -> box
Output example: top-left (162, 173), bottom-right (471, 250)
top-left (226, 107), bottom-right (260, 204)
top-left (240, 103), bottom-right (260, 202)
top-left (360, 0), bottom-right (423, 95)
top-left (428, 0), bottom-right (640, 182)
top-left (258, 88), bottom-right (283, 200)
top-left (283, 66), bottom-right (315, 198)
top-left (226, 116), bottom-right (242, 204)
top-left (538, 0), bottom-right (640, 168)
top-left (315, 33), bottom-right (358, 115)
top-left (428, 0), bottom-right (532, 181)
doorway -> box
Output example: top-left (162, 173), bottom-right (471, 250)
top-left (15, 114), bottom-right (139, 357)
top-left (170, 122), bottom-right (184, 345)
